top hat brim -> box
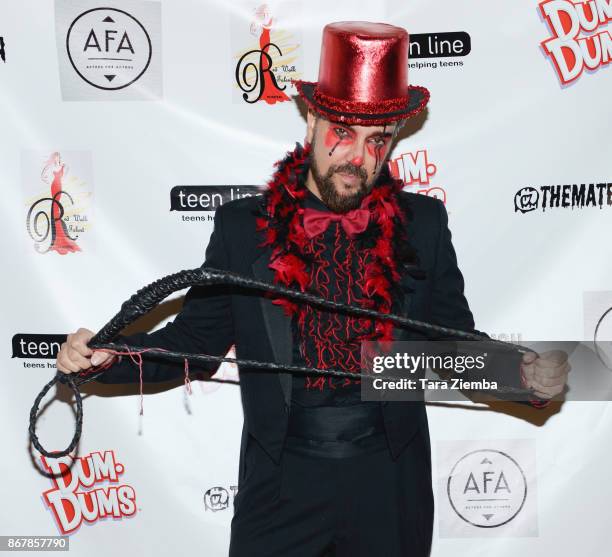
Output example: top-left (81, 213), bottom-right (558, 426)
top-left (294, 80), bottom-right (430, 126)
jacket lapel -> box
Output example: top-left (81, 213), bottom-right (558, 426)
top-left (391, 271), bottom-right (418, 341)
top-left (251, 248), bottom-right (293, 406)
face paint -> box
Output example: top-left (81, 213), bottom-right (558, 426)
top-left (324, 125), bottom-right (354, 157)
top-left (310, 129), bottom-right (368, 213)
top-left (328, 139), bottom-right (341, 157)
top-left (316, 120), bottom-right (397, 180)
top-left (368, 124), bottom-right (388, 175)
top-left (376, 124), bottom-right (386, 174)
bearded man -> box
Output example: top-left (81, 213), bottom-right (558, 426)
top-left (57, 21), bottom-right (569, 556)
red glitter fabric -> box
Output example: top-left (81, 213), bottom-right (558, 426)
top-left (293, 80), bottom-right (430, 126)
top-left (291, 22), bottom-right (431, 126)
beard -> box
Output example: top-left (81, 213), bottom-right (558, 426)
top-left (309, 141), bottom-right (373, 213)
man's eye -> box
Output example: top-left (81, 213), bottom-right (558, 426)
top-left (370, 136), bottom-right (386, 146)
top-left (334, 127), bottom-right (349, 138)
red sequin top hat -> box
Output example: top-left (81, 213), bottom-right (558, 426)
top-left (293, 21), bottom-right (430, 126)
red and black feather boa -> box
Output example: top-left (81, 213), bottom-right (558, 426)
top-left (255, 141), bottom-right (418, 342)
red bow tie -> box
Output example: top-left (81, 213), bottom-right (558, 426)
top-left (303, 206), bottom-right (370, 239)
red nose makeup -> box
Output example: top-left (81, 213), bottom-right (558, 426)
top-left (351, 156), bottom-right (363, 166)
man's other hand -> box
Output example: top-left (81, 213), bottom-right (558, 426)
top-left (521, 350), bottom-right (570, 399)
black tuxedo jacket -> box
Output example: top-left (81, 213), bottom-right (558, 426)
top-left (96, 191), bottom-right (523, 464)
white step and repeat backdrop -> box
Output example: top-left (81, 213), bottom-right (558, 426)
top-left (2, 0), bottom-right (611, 555)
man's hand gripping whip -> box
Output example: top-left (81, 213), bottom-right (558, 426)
top-left (29, 267), bottom-right (541, 459)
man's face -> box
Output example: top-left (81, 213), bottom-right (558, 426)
top-left (306, 112), bottom-right (400, 213)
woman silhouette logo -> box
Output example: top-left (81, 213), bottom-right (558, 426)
top-left (26, 152), bottom-right (81, 255)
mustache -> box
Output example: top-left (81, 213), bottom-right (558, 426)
top-left (331, 163), bottom-right (367, 181)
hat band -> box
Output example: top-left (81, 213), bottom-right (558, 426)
top-left (313, 85), bottom-right (408, 115)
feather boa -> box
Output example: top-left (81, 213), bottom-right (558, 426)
top-left (255, 142), bottom-right (418, 342)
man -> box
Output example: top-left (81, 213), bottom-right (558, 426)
top-left (57, 22), bottom-right (569, 556)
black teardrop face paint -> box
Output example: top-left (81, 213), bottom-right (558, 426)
top-left (328, 138), bottom-right (342, 156)
top-left (325, 125), bottom-right (353, 156)
top-left (373, 124), bottom-right (386, 175)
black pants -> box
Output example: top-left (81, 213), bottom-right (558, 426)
top-left (229, 432), bottom-right (434, 556)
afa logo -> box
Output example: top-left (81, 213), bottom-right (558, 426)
top-left (41, 450), bottom-right (137, 534)
top-left (540, 0), bottom-right (612, 84)
top-left (66, 7), bottom-right (151, 90)
top-left (388, 149), bottom-right (447, 203)
top-left (447, 449), bottom-right (527, 528)
top-left (54, 0), bottom-right (162, 101)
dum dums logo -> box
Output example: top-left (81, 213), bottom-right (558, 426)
top-left (66, 7), bottom-right (152, 90)
top-left (41, 450), bottom-right (137, 534)
top-left (388, 149), bottom-right (447, 204)
top-left (540, 0), bottom-right (612, 85)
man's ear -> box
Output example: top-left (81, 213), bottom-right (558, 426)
top-left (306, 109), bottom-right (318, 144)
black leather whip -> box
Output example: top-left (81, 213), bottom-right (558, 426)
top-left (29, 267), bottom-right (539, 459)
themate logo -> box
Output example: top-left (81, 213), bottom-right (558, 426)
top-left (540, 0), bottom-right (612, 85)
top-left (203, 485), bottom-right (238, 512)
top-left (41, 450), bottom-right (137, 534)
top-left (514, 181), bottom-right (612, 212)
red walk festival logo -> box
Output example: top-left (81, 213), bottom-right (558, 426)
top-left (540, 0), bottom-right (612, 84)
top-left (388, 149), bottom-right (447, 204)
top-left (232, 2), bottom-right (301, 104)
top-left (41, 450), bottom-right (137, 534)
top-left (22, 150), bottom-right (93, 255)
